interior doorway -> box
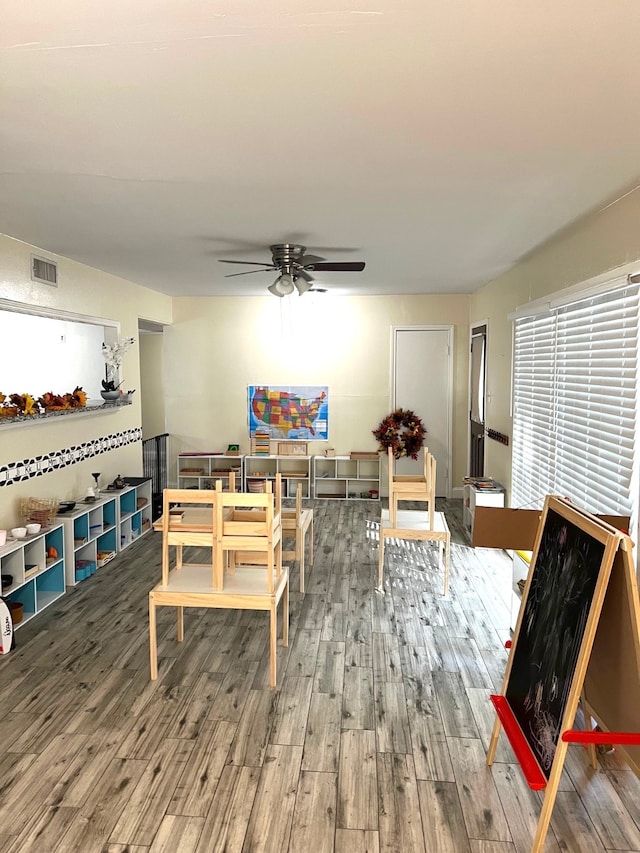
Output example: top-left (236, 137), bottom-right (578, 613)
top-left (469, 323), bottom-right (487, 478)
top-left (138, 318), bottom-right (168, 519)
top-left (138, 319), bottom-right (166, 440)
top-left (392, 326), bottom-right (452, 497)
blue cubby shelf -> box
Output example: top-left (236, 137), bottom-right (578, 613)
top-left (36, 562), bottom-right (65, 611)
top-left (119, 489), bottom-right (136, 520)
top-left (97, 528), bottom-right (117, 554)
top-left (6, 583), bottom-right (36, 624)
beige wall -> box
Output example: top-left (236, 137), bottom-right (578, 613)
top-left (5, 182), bottom-right (640, 528)
top-left (165, 294), bottom-right (470, 490)
top-left (0, 234), bottom-right (471, 528)
top-left (0, 234), bottom-right (172, 529)
top-left (470, 187), bottom-right (640, 503)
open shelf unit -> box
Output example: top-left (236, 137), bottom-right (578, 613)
top-left (118, 480), bottom-right (153, 551)
top-left (244, 455), bottom-right (311, 498)
top-left (462, 480), bottom-right (505, 540)
top-left (57, 479), bottom-right (152, 585)
top-left (58, 494), bottom-right (118, 585)
top-left (177, 453), bottom-right (243, 491)
top-left (0, 524), bottom-right (66, 628)
top-left (312, 455), bottom-right (380, 500)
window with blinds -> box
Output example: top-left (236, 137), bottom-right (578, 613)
top-left (512, 281), bottom-right (640, 519)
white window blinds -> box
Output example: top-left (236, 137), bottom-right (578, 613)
top-left (512, 282), bottom-right (640, 518)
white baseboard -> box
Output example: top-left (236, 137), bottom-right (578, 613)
top-left (451, 486), bottom-right (464, 499)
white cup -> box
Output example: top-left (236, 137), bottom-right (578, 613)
top-left (0, 530), bottom-right (6, 547)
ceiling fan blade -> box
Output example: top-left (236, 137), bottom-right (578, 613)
top-left (295, 269), bottom-right (315, 282)
top-left (219, 259), bottom-right (274, 266)
top-left (303, 262), bottom-right (365, 272)
top-left (298, 254), bottom-right (326, 265)
top-left (224, 268), bottom-right (276, 278)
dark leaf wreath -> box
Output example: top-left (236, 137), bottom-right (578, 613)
top-left (372, 408), bottom-right (427, 460)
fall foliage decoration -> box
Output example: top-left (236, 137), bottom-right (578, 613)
top-left (38, 387), bottom-right (87, 412)
top-left (0, 387), bottom-right (88, 418)
top-left (372, 408), bottom-right (427, 459)
top-left (10, 393), bottom-right (38, 415)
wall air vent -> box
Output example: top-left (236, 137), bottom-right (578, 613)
top-left (31, 255), bottom-right (58, 286)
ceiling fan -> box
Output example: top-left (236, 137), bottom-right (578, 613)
top-left (218, 243), bottom-right (365, 297)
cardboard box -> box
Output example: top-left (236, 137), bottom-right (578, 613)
top-left (472, 505), bottom-right (630, 550)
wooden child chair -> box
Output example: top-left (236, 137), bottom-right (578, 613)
top-left (281, 483), bottom-right (313, 593)
top-left (213, 479), bottom-right (289, 687)
top-left (387, 445), bottom-right (436, 527)
top-left (235, 479), bottom-right (312, 593)
top-left (149, 487), bottom-right (219, 679)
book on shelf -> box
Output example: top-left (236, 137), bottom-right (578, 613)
top-left (463, 476), bottom-right (503, 491)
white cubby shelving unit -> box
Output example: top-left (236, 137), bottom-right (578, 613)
top-left (177, 453), bottom-right (244, 491)
top-left (59, 494), bottom-right (118, 585)
top-left (312, 455), bottom-right (380, 500)
top-left (243, 455), bottom-right (311, 498)
top-left (118, 479), bottom-right (152, 551)
top-left (57, 479), bottom-right (152, 586)
top-left (0, 524), bottom-right (66, 628)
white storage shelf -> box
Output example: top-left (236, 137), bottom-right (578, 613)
top-left (0, 524), bottom-right (65, 628)
top-left (462, 481), bottom-right (505, 540)
top-left (244, 456), bottom-right (311, 498)
top-left (118, 480), bottom-right (152, 551)
top-left (313, 456), bottom-right (380, 500)
top-left (58, 494), bottom-right (119, 585)
top-left (57, 479), bottom-right (152, 586)
top-left (178, 454), bottom-right (243, 491)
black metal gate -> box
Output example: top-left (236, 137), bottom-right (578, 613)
top-left (142, 433), bottom-right (168, 520)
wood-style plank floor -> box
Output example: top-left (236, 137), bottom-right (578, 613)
top-left (1, 498), bottom-right (639, 852)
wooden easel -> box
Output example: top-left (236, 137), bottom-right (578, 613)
top-left (486, 496), bottom-right (640, 852)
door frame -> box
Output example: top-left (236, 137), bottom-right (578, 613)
top-left (468, 319), bottom-right (488, 478)
top-left (391, 324), bottom-right (453, 499)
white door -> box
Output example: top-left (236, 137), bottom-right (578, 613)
top-left (393, 326), bottom-right (452, 497)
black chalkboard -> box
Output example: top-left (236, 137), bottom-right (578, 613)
top-left (505, 505), bottom-right (608, 778)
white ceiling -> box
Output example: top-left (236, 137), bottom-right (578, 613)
top-left (2, 1), bottom-right (639, 298)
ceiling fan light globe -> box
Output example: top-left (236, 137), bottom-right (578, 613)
top-left (270, 273), bottom-right (295, 296)
top-left (267, 282), bottom-right (286, 297)
top-left (294, 277), bottom-right (312, 295)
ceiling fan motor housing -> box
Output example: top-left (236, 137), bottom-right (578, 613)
top-left (218, 243), bottom-right (364, 294)
top-left (270, 244), bottom-right (306, 271)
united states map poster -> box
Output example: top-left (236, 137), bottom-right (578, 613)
top-left (248, 385), bottom-right (329, 440)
